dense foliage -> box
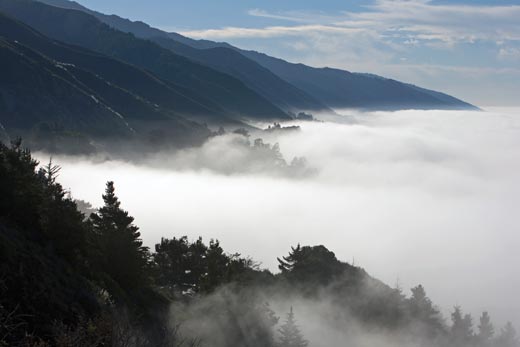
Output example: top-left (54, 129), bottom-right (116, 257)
top-left (0, 141), bottom-right (518, 347)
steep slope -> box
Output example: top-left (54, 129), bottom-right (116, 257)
top-left (0, 0), bottom-right (290, 121)
top-left (0, 13), bottom-right (213, 151)
top-left (38, 0), bottom-right (476, 111)
top-left (239, 55), bottom-right (477, 110)
top-left (36, 0), bottom-right (329, 113)
top-left (0, 12), bottom-right (223, 122)
top-left (0, 37), bottom-right (135, 138)
top-left (196, 43), bottom-right (477, 110)
top-left (150, 37), bottom-right (329, 112)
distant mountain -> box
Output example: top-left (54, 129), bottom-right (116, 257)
top-left (33, 0), bottom-right (330, 113)
top-left (39, 0), bottom-right (476, 111)
top-left (150, 38), bottom-right (331, 113)
top-left (0, 36), bottom-right (134, 137)
top-left (0, 13), bottom-right (211, 152)
top-left (237, 56), bottom-right (477, 110)
top-left (0, 0), bottom-right (291, 122)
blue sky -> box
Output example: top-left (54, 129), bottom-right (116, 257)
top-left (77, 0), bottom-right (520, 106)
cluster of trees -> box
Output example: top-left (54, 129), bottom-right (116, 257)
top-left (0, 140), bottom-right (300, 346)
top-left (446, 307), bottom-right (519, 347)
top-left (211, 127), bottom-right (312, 176)
top-left (264, 123), bottom-right (301, 133)
top-left (0, 140), bottom-right (518, 347)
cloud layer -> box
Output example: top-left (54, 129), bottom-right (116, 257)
top-left (47, 108), bottom-right (520, 328)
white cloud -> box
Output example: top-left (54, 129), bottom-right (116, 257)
top-left (49, 108), bottom-right (520, 328)
top-left (498, 46), bottom-right (520, 61)
top-left (181, 1), bottom-right (520, 45)
top-left (247, 8), bottom-right (337, 24)
top-left (181, 24), bottom-right (363, 40)
top-left (346, 0), bottom-right (520, 45)
top-left (247, 8), bottom-right (311, 23)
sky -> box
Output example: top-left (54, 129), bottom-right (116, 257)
top-left (74, 0), bottom-right (520, 106)
top-left (49, 107), bottom-right (520, 329)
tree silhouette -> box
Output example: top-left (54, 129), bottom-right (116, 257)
top-left (90, 181), bottom-right (150, 295)
top-left (278, 307), bottom-right (308, 347)
top-left (450, 306), bottom-right (474, 346)
top-left (477, 311), bottom-right (494, 346)
top-left (408, 285), bottom-right (445, 339)
top-left (277, 244), bottom-right (344, 285)
top-left (153, 236), bottom-right (252, 293)
top-left (496, 322), bottom-right (520, 347)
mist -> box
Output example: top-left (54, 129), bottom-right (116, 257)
top-left (42, 108), bottom-right (520, 330)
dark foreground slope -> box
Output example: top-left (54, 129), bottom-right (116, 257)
top-left (37, 0), bottom-right (476, 111)
top-left (0, 0), bottom-right (290, 122)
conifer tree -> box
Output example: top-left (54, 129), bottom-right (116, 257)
top-left (278, 244), bottom-right (303, 273)
top-left (496, 322), bottom-right (520, 347)
top-left (278, 307), bottom-right (308, 347)
top-left (450, 306), bottom-right (474, 346)
top-left (477, 311), bottom-right (494, 346)
top-left (277, 244), bottom-right (343, 285)
top-left (408, 285), bottom-right (444, 339)
top-left (91, 181), bottom-right (150, 294)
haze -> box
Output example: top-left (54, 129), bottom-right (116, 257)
top-left (45, 108), bottom-right (520, 327)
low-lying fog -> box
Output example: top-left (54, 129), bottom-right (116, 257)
top-left (43, 108), bottom-right (520, 327)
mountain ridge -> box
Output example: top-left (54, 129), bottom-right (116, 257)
top-left (0, 12), bottom-right (212, 152)
top-left (35, 0), bottom-right (332, 113)
top-left (36, 0), bottom-right (477, 111)
top-left (0, 0), bottom-right (292, 122)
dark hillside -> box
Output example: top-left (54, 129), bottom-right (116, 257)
top-left (0, 0), bottom-right (290, 121)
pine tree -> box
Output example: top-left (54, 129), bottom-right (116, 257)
top-left (450, 306), bottom-right (474, 346)
top-left (277, 244), bottom-right (343, 285)
top-left (202, 239), bottom-right (229, 291)
top-left (277, 244), bottom-right (303, 273)
top-left (496, 322), bottom-right (520, 347)
top-left (90, 181), bottom-right (150, 295)
top-left (37, 158), bottom-right (88, 265)
top-left (477, 311), bottom-right (494, 346)
top-left (154, 236), bottom-right (191, 291)
top-left (278, 307), bottom-right (308, 347)
top-left (408, 285), bottom-right (444, 339)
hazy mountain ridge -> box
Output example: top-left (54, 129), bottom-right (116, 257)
top-left (0, 0), bottom-right (291, 122)
top-left (37, 0), bottom-right (477, 111)
top-left (239, 53), bottom-right (478, 110)
top-left (36, 0), bottom-right (330, 113)
top-left (0, 12), bottom-right (213, 152)
top-left (149, 37), bottom-right (331, 113)
top-left (0, 0), bottom-right (477, 153)
top-left (0, 36), bottom-right (134, 137)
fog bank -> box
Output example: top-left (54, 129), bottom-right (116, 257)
top-left (44, 108), bottom-right (520, 327)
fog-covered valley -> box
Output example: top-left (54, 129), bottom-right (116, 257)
top-left (44, 108), bottom-right (520, 331)
top-left (2, 0), bottom-right (520, 344)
